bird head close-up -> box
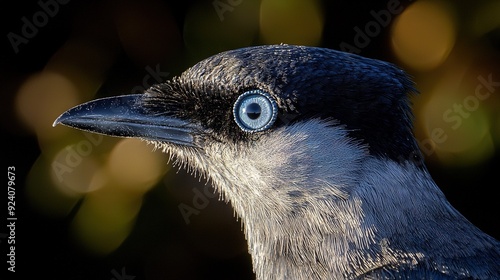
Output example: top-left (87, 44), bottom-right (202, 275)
top-left (54, 44), bottom-right (500, 279)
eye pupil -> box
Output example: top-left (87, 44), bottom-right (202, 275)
top-left (244, 103), bottom-right (261, 119)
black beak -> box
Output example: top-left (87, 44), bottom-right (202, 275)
top-left (53, 94), bottom-right (201, 147)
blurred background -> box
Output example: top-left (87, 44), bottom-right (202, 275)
top-left (1, 0), bottom-right (499, 279)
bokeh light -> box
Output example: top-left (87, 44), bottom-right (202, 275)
top-left (26, 155), bottom-right (82, 218)
top-left (71, 185), bottom-right (143, 254)
top-left (106, 138), bottom-right (169, 192)
top-left (417, 73), bottom-right (495, 166)
top-left (15, 71), bottom-right (80, 140)
top-left (391, 0), bottom-right (456, 70)
top-left (50, 146), bottom-right (103, 195)
top-left (259, 0), bottom-right (323, 46)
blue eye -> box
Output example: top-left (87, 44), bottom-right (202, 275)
top-left (233, 90), bottom-right (278, 132)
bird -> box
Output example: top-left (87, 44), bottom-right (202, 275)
top-left (54, 44), bottom-right (500, 279)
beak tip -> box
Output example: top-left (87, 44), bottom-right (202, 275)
top-left (52, 112), bottom-right (67, 127)
top-left (52, 118), bottom-right (60, 127)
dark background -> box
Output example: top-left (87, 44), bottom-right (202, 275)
top-left (1, 0), bottom-right (499, 279)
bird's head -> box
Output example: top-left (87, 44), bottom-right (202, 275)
top-left (54, 44), bottom-right (500, 280)
top-left (54, 43), bottom-right (421, 224)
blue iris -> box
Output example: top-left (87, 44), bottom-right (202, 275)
top-left (233, 90), bottom-right (278, 132)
